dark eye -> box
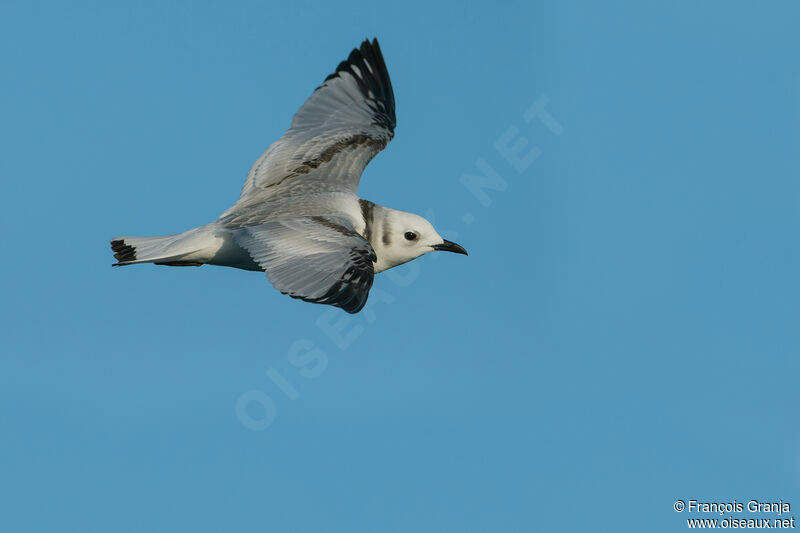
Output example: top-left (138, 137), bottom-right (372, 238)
top-left (404, 231), bottom-right (417, 241)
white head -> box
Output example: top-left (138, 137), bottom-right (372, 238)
top-left (366, 205), bottom-right (467, 273)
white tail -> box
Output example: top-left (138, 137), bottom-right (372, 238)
top-left (110, 225), bottom-right (215, 267)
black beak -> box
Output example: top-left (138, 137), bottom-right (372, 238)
top-left (432, 239), bottom-right (468, 256)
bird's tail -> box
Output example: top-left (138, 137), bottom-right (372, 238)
top-left (110, 226), bottom-right (211, 267)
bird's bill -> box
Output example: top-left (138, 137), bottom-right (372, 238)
top-left (432, 239), bottom-right (468, 255)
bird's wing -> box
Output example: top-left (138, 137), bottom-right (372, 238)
top-left (233, 216), bottom-right (376, 313)
top-left (236, 38), bottom-right (395, 202)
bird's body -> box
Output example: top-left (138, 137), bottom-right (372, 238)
top-left (111, 38), bottom-right (466, 313)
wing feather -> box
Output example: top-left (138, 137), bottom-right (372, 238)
top-left (235, 38), bottom-right (395, 202)
top-left (234, 217), bottom-right (376, 313)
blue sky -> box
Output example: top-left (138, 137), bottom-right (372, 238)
top-left (1, 1), bottom-right (799, 531)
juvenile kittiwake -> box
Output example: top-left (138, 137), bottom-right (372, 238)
top-left (110, 38), bottom-right (467, 313)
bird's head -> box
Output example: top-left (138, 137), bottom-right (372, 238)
top-left (372, 209), bottom-right (467, 273)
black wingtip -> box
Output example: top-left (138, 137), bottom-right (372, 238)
top-left (367, 37), bottom-right (381, 55)
top-left (281, 245), bottom-right (375, 314)
top-left (319, 38), bottom-right (396, 134)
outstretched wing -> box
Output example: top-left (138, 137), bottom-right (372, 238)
top-left (234, 217), bottom-right (376, 313)
top-left (237, 38), bottom-right (395, 202)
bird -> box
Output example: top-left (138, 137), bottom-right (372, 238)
top-left (110, 38), bottom-right (467, 314)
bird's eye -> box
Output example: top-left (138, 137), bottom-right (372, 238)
top-left (404, 231), bottom-right (417, 241)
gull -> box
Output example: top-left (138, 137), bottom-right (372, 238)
top-left (110, 38), bottom-right (467, 313)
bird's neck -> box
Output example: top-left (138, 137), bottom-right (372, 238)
top-left (358, 199), bottom-right (407, 273)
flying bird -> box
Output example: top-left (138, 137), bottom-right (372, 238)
top-left (110, 38), bottom-right (467, 313)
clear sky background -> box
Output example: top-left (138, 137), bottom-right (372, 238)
top-left (1, 1), bottom-right (799, 531)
